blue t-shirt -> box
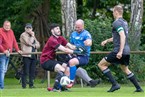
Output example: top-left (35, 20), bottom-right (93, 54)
top-left (70, 30), bottom-right (92, 56)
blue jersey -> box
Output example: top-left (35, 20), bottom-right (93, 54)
top-left (70, 30), bottom-right (92, 56)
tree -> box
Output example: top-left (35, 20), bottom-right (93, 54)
top-left (60, 0), bottom-right (77, 37)
top-left (32, 0), bottom-right (50, 49)
top-left (129, 0), bottom-right (144, 50)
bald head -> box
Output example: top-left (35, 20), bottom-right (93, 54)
top-left (75, 19), bottom-right (84, 33)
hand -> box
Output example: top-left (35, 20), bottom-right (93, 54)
top-left (17, 50), bottom-right (23, 55)
top-left (84, 39), bottom-right (92, 46)
top-left (32, 44), bottom-right (36, 48)
top-left (4, 50), bottom-right (10, 57)
top-left (116, 52), bottom-right (122, 59)
top-left (73, 46), bottom-right (86, 55)
top-left (101, 40), bottom-right (107, 46)
top-left (30, 31), bottom-right (34, 37)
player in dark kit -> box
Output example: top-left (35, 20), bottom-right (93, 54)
top-left (96, 5), bottom-right (143, 92)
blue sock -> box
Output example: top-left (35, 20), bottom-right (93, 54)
top-left (70, 66), bottom-right (77, 81)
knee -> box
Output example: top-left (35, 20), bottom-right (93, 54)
top-left (69, 59), bottom-right (78, 66)
top-left (121, 67), bottom-right (131, 74)
top-left (55, 64), bottom-right (65, 72)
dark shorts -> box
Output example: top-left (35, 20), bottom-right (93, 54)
top-left (104, 52), bottom-right (130, 66)
top-left (72, 55), bottom-right (89, 67)
top-left (41, 60), bottom-right (63, 71)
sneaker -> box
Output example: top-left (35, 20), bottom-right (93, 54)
top-left (89, 79), bottom-right (101, 87)
top-left (107, 84), bottom-right (120, 92)
top-left (47, 87), bottom-right (53, 91)
top-left (61, 86), bottom-right (70, 92)
top-left (134, 88), bottom-right (144, 92)
top-left (47, 87), bottom-right (60, 92)
top-left (66, 82), bottom-right (74, 88)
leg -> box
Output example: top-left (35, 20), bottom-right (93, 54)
top-left (0, 55), bottom-right (9, 89)
top-left (61, 63), bottom-right (69, 76)
top-left (120, 65), bottom-right (143, 92)
top-left (0, 55), bottom-right (8, 89)
top-left (97, 58), bottom-right (120, 92)
top-left (22, 57), bottom-right (30, 88)
top-left (29, 59), bottom-right (37, 88)
top-left (76, 67), bottom-right (100, 87)
top-left (42, 60), bottom-right (68, 91)
top-left (67, 56), bottom-right (89, 88)
top-left (76, 67), bottom-right (92, 83)
top-left (69, 58), bottom-right (78, 81)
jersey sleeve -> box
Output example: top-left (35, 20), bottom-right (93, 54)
top-left (48, 39), bottom-right (59, 49)
top-left (113, 21), bottom-right (124, 33)
top-left (85, 31), bottom-right (92, 40)
top-left (61, 36), bottom-right (68, 46)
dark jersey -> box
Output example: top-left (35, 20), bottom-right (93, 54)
top-left (40, 35), bottom-right (68, 64)
top-left (112, 18), bottom-right (130, 54)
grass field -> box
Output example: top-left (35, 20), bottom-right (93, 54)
top-left (0, 78), bottom-right (144, 97)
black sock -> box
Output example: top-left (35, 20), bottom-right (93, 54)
top-left (103, 68), bottom-right (117, 86)
top-left (53, 71), bottom-right (65, 89)
top-left (127, 73), bottom-right (141, 90)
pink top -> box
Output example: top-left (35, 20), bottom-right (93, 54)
top-left (0, 28), bottom-right (20, 52)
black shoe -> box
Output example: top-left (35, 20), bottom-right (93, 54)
top-left (29, 86), bottom-right (35, 88)
top-left (89, 79), bottom-right (101, 87)
top-left (61, 87), bottom-right (70, 92)
top-left (107, 84), bottom-right (120, 92)
top-left (134, 88), bottom-right (144, 92)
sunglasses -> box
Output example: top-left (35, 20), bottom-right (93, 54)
top-left (26, 27), bottom-right (32, 29)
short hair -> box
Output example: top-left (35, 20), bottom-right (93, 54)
top-left (49, 23), bottom-right (59, 31)
top-left (113, 5), bottom-right (123, 15)
top-left (3, 20), bottom-right (11, 24)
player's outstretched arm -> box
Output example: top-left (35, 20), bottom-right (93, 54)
top-left (101, 37), bottom-right (113, 46)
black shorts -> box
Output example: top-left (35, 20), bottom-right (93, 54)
top-left (41, 60), bottom-right (63, 71)
top-left (104, 52), bottom-right (130, 66)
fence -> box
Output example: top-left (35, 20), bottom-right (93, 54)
top-left (2, 51), bottom-right (145, 87)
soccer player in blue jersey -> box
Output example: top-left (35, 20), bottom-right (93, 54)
top-left (96, 5), bottom-right (143, 92)
top-left (67, 19), bottom-right (92, 88)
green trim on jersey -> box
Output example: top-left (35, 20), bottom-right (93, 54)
top-left (116, 26), bottom-right (124, 33)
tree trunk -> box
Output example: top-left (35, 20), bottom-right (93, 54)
top-left (129, 0), bottom-right (144, 50)
top-left (61, 0), bottom-right (77, 37)
top-left (31, 0), bottom-right (50, 49)
top-left (92, 0), bottom-right (97, 18)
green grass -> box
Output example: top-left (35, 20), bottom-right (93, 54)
top-left (0, 78), bottom-right (144, 97)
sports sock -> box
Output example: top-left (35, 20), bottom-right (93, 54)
top-left (53, 71), bottom-right (64, 89)
top-left (76, 67), bottom-right (92, 83)
top-left (103, 68), bottom-right (117, 85)
top-left (127, 73), bottom-right (141, 89)
top-left (70, 66), bottom-right (77, 81)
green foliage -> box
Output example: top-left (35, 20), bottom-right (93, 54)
top-left (83, 17), bottom-right (113, 80)
top-left (48, 0), bottom-right (62, 23)
top-left (0, 0), bottom-right (43, 41)
top-left (129, 54), bottom-right (145, 81)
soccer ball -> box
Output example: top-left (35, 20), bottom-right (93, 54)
top-left (60, 76), bottom-right (70, 86)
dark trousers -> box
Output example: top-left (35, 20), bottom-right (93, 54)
top-left (21, 57), bottom-right (37, 88)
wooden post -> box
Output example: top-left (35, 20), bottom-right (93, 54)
top-left (47, 71), bottom-right (50, 87)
